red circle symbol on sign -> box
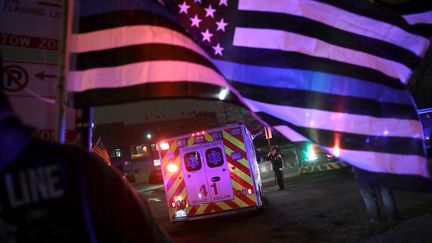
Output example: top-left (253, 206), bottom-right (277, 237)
top-left (2, 65), bottom-right (29, 92)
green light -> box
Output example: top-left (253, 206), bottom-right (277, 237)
top-left (306, 144), bottom-right (318, 161)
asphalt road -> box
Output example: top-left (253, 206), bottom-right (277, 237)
top-left (138, 171), bottom-right (432, 243)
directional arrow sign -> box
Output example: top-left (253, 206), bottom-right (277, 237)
top-left (35, 71), bottom-right (57, 81)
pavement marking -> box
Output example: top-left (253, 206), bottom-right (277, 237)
top-left (147, 198), bottom-right (163, 202)
top-left (137, 184), bottom-right (164, 193)
top-left (264, 186), bottom-right (280, 192)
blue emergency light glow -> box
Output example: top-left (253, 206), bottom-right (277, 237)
top-left (231, 151), bottom-right (242, 160)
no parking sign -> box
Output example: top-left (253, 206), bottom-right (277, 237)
top-left (2, 65), bottom-right (28, 92)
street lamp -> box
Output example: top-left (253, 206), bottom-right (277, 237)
top-left (146, 133), bottom-right (152, 140)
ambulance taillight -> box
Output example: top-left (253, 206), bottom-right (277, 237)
top-left (160, 142), bottom-right (170, 150)
top-left (171, 198), bottom-right (186, 209)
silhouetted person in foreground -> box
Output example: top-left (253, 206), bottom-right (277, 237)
top-left (0, 89), bottom-right (171, 242)
top-left (352, 166), bottom-right (398, 224)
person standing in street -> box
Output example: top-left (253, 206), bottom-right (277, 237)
top-left (268, 147), bottom-right (285, 190)
top-left (352, 166), bottom-right (399, 224)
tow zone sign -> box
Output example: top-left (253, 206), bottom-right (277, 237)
top-left (1, 0), bottom-right (76, 143)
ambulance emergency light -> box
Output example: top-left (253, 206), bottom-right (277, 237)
top-left (166, 163), bottom-right (178, 173)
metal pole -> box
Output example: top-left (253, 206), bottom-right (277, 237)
top-left (55, 0), bottom-right (73, 143)
top-left (79, 107), bottom-right (93, 150)
top-left (293, 148), bottom-right (300, 167)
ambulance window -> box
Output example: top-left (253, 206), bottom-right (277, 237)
top-left (184, 152), bottom-right (202, 171)
top-left (206, 148), bottom-right (224, 168)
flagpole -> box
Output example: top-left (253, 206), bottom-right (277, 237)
top-left (55, 0), bottom-right (74, 143)
top-left (80, 107), bottom-right (93, 150)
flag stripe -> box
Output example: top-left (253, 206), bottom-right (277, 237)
top-left (234, 10), bottom-right (420, 70)
top-left (256, 112), bottom-right (424, 156)
top-left (71, 43), bottom-right (216, 71)
top-left (404, 11), bottom-right (432, 25)
top-left (321, 147), bottom-right (428, 177)
top-left (214, 60), bottom-right (412, 105)
top-left (233, 27), bottom-right (411, 82)
top-left (71, 81), bottom-right (239, 108)
top-left (315, 0), bottom-right (428, 39)
top-left (69, 60), bottom-right (227, 92)
top-left (75, 9), bottom-right (185, 34)
top-left (238, 0), bottom-right (428, 56)
top-left (71, 25), bottom-right (210, 60)
top-left (244, 98), bottom-right (422, 138)
top-left (218, 46), bottom-right (404, 90)
top-left (374, 0), bottom-right (432, 38)
top-left (232, 82), bottom-right (418, 119)
top-left (273, 125), bottom-right (308, 142)
top-left (76, 0), bottom-right (176, 20)
top-left (278, 124), bottom-right (431, 187)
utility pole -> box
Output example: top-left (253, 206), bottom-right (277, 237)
top-left (55, 0), bottom-right (73, 143)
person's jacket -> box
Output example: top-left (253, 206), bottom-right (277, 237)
top-left (0, 115), bottom-right (170, 243)
top-left (268, 153), bottom-right (283, 171)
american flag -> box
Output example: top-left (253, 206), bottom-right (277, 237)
top-left (92, 138), bottom-right (111, 166)
top-left (68, 0), bottom-right (432, 189)
top-left (171, 0), bottom-right (431, 183)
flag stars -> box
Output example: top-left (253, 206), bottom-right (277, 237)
top-left (201, 29), bottom-right (213, 42)
top-left (194, 0), bottom-right (202, 3)
top-left (178, 1), bottom-right (190, 14)
top-left (204, 4), bottom-right (216, 18)
top-left (213, 43), bottom-right (224, 56)
top-left (216, 18), bottom-right (228, 32)
top-left (190, 14), bottom-right (202, 28)
top-left (219, 0), bottom-right (228, 6)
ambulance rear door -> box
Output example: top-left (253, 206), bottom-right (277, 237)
top-left (202, 140), bottom-right (233, 202)
top-left (180, 145), bottom-right (211, 206)
top-left (180, 140), bottom-right (233, 206)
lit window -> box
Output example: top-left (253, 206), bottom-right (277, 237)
top-left (206, 148), bottom-right (224, 168)
top-left (184, 152), bottom-right (202, 172)
top-left (110, 149), bottom-right (122, 158)
top-left (131, 144), bottom-right (153, 159)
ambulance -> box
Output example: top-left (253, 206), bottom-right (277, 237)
top-left (157, 124), bottom-right (264, 222)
